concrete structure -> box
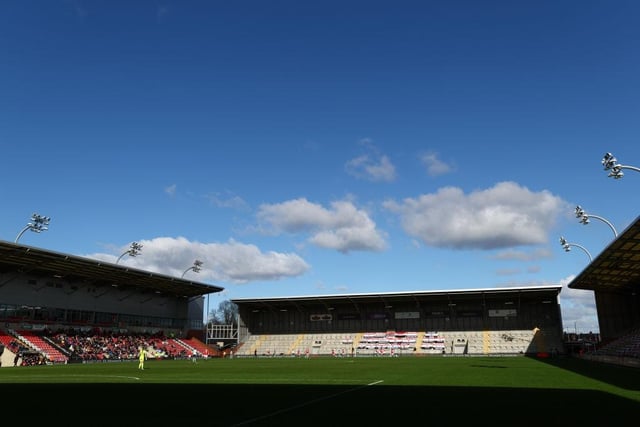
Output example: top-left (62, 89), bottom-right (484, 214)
top-left (0, 240), bottom-right (223, 336)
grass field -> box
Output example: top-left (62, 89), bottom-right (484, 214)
top-left (2, 355), bottom-right (639, 425)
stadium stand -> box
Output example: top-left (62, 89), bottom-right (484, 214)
top-left (2, 213), bottom-right (640, 368)
top-left (232, 327), bottom-right (561, 358)
top-left (230, 285), bottom-right (566, 358)
top-left (567, 215), bottom-right (640, 367)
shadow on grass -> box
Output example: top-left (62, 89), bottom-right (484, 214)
top-left (532, 355), bottom-right (640, 391)
top-left (3, 383), bottom-right (638, 425)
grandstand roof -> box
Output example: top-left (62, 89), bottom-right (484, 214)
top-left (232, 285), bottom-right (562, 311)
top-left (568, 215), bottom-right (640, 294)
top-left (0, 240), bottom-right (224, 298)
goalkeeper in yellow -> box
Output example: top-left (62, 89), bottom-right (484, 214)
top-left (138, 346), bottom-right (147, 370)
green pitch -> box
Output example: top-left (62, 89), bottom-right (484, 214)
top-left (2, 356), bottom-right (638, 425)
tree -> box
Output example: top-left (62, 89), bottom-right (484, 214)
top-left (208, 300), bottom-right (238, 326)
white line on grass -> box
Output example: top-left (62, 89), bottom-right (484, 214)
top-left (231, 379), bottom-right (384, 426)
top-left (0, 375), bottom-right (141, 382)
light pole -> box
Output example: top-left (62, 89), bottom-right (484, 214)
top-left (15, 213), bottom-right (51, 243)
top-left (559, 236), bottom-right (593, 262)
top-left (116, 241), bottom-right (143, 264)
top-left (602, 152), bottom-right (640, 179)
top-left (182, 259), bottom-right (203, 278)
top-left (574, 205), bottom-right (618, 237)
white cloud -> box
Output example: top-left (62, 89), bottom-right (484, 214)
top-left (421, 152), bottom-right (453, 176)
top-left (384, 181), bottom-right (568, 250)
top-left (85, 236), bottom-right (310, 284)
top-left (257, 198), bottom-right (387, 253)
top-left (490, 248), bottom-right (553, 261)
top-left (206, 191), bottom-right (249, 211)
top-left (345, 139), bottom-right (396, 182)
top-left (496, 279), bottom-right (599, 333)
top-left (495, 268), bottom-right (521, 276)
top-left (164, 184), bottom-right (177, 197)
top-left (558, 275), bottom-right (599, 333)
top-left (526, 265), bottom-right (541, 274)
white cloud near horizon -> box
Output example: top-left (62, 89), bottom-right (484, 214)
top-left (558, 275), bottom-right (599, 333)
top-left (490, 248), bottom-right (553, 262)
top-left (86, 236), bottom-right (310, 284)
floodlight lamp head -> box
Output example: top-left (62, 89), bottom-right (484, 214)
top-left (559, 236), bottom-right (571, 251)
top-left (31, 213), bottom-right (51, 225)
top-left (602, 152), bottom-right (617, 170)
top-left (128, 242), bottom-right (142, 257)
top-left (609, 167), bottom-right (624, 179)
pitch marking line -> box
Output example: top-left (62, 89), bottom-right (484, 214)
top-left (0, 375), bottom-right (141, 382)
top-left (232, 379), bottom-right (384, 426)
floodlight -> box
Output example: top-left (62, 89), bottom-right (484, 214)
top-left (182, 259), bottom-right (204, 278)
top-left (116, 241), bottom-right (143, 264)
top-left (574, 205), bottom-right (617, 237)
top-left (15, 212), bottom-right (51, 243)
top-left (558, 236), bottom-right (592, 262)
top-left (601, 152), bottom-right (640, 179)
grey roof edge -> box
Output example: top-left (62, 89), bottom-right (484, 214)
top-left (231, 284), bottom-right (562, 303)
top-left (0, 239), bottom-right (224, 294)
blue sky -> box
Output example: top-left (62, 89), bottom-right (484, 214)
top-left (2, 1), bottom-right (639, 333)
